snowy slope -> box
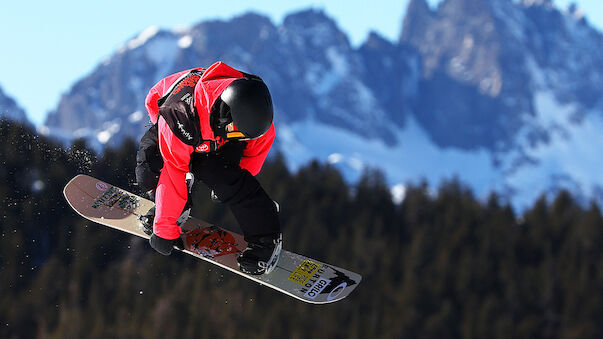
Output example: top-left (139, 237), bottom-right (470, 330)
top-left (504, 91), bottom-right (603, 208)
top-left (278, 116), bottom-right (499, 203)
top-left (278, 92), bottom-right (603, 211)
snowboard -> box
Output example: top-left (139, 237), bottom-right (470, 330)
top-left (63, 174), bottom-right (361, 304)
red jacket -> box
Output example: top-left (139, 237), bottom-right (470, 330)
top-left (145, 61), bottom-right (275, 239)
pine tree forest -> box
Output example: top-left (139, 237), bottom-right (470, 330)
top-left (1, 119), bottom-right (602, 339)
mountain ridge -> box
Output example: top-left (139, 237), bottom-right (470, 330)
top-left (0, 85), bottom-right (28, 123)
top-left (37, 2), bottom-right (603, 209)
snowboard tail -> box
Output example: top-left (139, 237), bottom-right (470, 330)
top-left (63, 174), bottom-right (361, 304)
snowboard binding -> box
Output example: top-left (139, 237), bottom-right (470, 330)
top-left (237, 234), bottom-right (282, 275)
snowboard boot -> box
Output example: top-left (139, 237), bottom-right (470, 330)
top-left (237, 234), bottom-right (282, 275)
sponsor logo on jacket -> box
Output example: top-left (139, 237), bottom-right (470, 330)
top-left (195, 143), bottom-right (209, 152)
top-left (176, 121), bottom-right (193, 141)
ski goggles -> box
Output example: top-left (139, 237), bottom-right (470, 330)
top-left (225, 121), bottom-right (251, 140)
top-left (225, 121), bottom-right (254, 140)
top-left (211, 99), bottom-right (245, 140)
top-left (210, 97), bottom-right (266, 141)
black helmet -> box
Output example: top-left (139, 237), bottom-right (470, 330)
top-left (214, 75), bottom-right (274, 139)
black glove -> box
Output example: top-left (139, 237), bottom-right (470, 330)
top-left (216, 140), bottom-right (245, 165)
top-left (149, 234), bottom-right (184, 255)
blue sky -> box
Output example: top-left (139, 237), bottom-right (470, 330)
top-left (1, 0), bottom-right (601, 125)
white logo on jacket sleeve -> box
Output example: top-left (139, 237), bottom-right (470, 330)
top-left (176, 121), bottom-right (193, 141)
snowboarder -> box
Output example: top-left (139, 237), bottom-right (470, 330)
top-left (135, 61), bottom-right (281, 275)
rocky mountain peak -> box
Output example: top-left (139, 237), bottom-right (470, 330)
top-left (520, 0), bottom-right (554, 9)
top-left (283, 8), bottom-right (337, 29)
top-left (191, 12), bottom-right (276, 48)
top-left (438, 0), bottom-right (500, 18)
top-left (282, 9), bottom-right (350, 49)
top-left (398, 0), bottom-right (603, 153)
top-left (402, 0), bottom-right (504, 90)
top-left (0, 85), bottom-right (28, 123)
top-left (400, 0), bottom-right (434, 44)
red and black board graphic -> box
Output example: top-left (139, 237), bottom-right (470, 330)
top-left (185, 226), bottom-right (241, 258)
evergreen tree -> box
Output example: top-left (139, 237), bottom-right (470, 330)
top-left (2, 119), bottom-right (603, 339)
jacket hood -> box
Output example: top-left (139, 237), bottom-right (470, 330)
top-left (194, 61), bottom-right (243, 140)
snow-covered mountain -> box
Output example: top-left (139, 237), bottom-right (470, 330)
top-left (44, 11), bottom-right (411, 146)
top-left (0, 85), bottom-right (28, 123)
top-left (42, 0), bottom-right (603, 210)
